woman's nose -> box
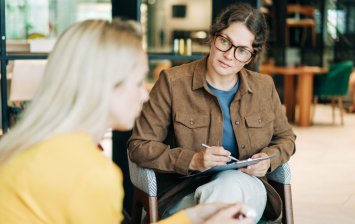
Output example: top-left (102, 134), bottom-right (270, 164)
top-left (223, 47), bottom-right (235, 60)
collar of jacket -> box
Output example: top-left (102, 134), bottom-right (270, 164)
top-left (192, 55), bottom-right (254, 98)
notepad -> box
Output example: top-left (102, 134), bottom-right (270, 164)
top-left (183, 153), bottom-right (277, 178)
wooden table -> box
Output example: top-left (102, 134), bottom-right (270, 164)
top-left (259, 64), bottom-right (328, 127)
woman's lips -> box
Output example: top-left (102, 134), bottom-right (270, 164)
top-left (218, 60), bottom-right (231, 68)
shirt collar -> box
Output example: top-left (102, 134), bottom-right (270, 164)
top-left (192, 55), bottom-right (253, 95)
top-left (192, 55), bottom-right (208, 90)
top-left (238, 68), bottom-right (253, 95)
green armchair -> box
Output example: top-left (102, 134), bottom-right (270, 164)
top-left (313, 60), bottom-right (353, 125)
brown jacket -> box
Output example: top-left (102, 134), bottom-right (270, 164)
top-left (128, 56), bottom-right (296, 222)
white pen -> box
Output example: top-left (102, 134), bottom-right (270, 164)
top-left (201, 144), bottom-right (239, 162)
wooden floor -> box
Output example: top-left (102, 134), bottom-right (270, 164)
top-left (291, 104), bottom-right (355, 223)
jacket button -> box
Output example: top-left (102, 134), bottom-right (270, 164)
top-left (241, 144), bottom-right (245, 149)
top-left (235, 121), bottom-right (240, 125)
top-left (258, 119), bottom-right (262, 123)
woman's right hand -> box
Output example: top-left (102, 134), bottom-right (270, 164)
top-left (185, 203), bottom-right (255, 224)
top-left (204, 204), bottom-right (255, 224)
top-left (188, 146), bottom-right (231, 171)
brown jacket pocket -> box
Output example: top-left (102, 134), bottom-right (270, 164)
top-left (174, 112), bottom-right (210, 149)
top-left (245, 111), bottom-right (275, 128)
top-left (175, 113), bottom-right (209, 129)
top-left (245, 111), bottom-right (275, 149)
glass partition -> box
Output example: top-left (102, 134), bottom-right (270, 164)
top-left (6, 0), bottom-right (111, 52)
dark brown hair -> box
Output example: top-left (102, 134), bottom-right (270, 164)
top-left (209, 3), bottom-right (268, 64)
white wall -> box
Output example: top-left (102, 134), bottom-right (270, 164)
top-left (153, 0), bottom-right (211, 48)
top-left (163, 0), bottom-right (212, 31)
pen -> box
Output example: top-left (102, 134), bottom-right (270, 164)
top-left (201, 144), bottom-right (239, 162)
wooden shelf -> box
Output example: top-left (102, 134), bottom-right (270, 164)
top-left (148, 53), bottom-right (205, 61)
top-left (7, 52), bottom-right (48, 60)
top-left (4, 52), bottom-right (205, 61)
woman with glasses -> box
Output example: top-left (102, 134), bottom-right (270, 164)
top-left (128, 3), bottom-right (296, 223)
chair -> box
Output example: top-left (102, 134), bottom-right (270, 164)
top-left (128, 154), bottom-right (294, 224)
top-left (285, 4), bottom-right (316, 47)
top-left (267, 163), bottom-right (294, 224)
top-left (128, 154), bottom-right (158, 224)
top-left (313, 60), bottom-right (353, 125)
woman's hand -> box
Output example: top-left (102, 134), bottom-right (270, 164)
top-left (240, 152), bottom-right (271, 177)
top-left (188, 146), bottom-right (231, 171)
top-left (185, 203), bottom-right (255, 224)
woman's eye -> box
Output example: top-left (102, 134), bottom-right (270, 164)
top-left (221, 39), bottom-right (229, 45)
top-left (113, 81), bottom-right (122, 88)
top-left (239, 48), bottom-right (248, 55)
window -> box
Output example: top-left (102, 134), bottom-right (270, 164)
top-left (6, 0), bottom-right (112, 40)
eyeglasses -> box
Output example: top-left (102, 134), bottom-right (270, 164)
top-left (214, 35), bottom-right (255, 63)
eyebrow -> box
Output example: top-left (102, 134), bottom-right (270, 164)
top-left (219, 33), bottom-right (253, 51)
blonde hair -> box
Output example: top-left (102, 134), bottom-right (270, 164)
top-left (0, 18), bottom-right (143, 166)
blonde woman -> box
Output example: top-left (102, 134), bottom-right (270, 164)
top-left (0, 19), bottom-right (253, 224)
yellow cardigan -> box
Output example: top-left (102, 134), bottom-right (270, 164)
top-left (0, 132), bottom-right (189, 224)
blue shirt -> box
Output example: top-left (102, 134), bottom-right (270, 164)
top-left (207, 81), bottom-right (240, 157)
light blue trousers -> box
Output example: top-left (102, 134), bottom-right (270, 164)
top-left (164, 170), bottom-right (267, 222)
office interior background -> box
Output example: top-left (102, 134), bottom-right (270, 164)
top-left (1, 0), bottom-right (355, 223)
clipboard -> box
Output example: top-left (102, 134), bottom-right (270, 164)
top-left (183, 153), bottom-right (277, 178)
